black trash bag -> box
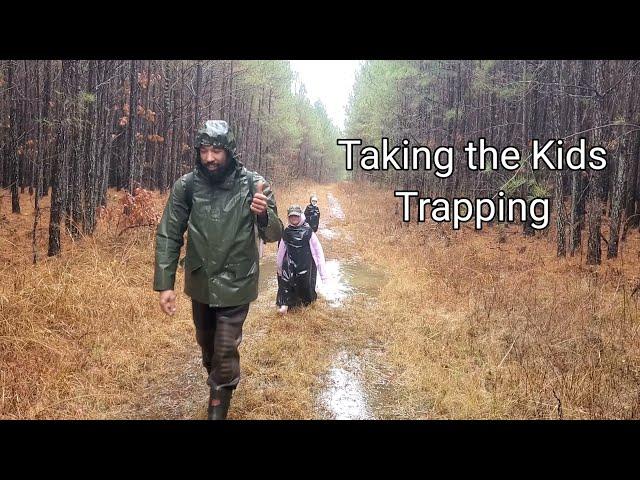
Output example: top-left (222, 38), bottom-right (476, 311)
top-left (276, 222), bottom-right (318, 307)
top-left (304, 204), bottom-right (320, 232)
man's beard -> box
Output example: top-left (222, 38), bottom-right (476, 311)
top-left (198, 156), bottom-right (235, 183)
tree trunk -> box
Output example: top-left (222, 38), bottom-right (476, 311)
top-left (586, 60), bottom-right (606, 265)
top-left (159, 60), bottom-right (172, 193)
top-left (569, 62), bottom-right (588, 255)
top-left (194, 61), bottom-right (202, 141)
top-left (82, 60), bottom-right (97, 233)
top-left (67, 62), bottom-right (82, 239)
top-left (48, 61), bottom-right (72, 256)
top-left (32, 60), bottom-right (44, 263)
top-left (7, 61), bottom-right (20, 213)
top-left (607, 70), bottom-right (634, 258)
top-left (554, 60), bottom-right (567, 256)
top-left (127, 59), bottom-right (138, 193)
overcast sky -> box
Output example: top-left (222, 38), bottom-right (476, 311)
top-left (289, 60), bottom-right (363, 132)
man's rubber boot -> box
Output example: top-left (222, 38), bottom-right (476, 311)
top-left (207, 387), bottom-right (233, 420)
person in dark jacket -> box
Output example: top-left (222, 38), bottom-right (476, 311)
top-left (304, 194), bottom-right (320, 232)
top-left (154, 120), bottom-right (283, 420)
top-left (276, 205), bottom-right (327, 314)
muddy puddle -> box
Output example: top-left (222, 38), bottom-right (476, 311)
top-left (327, 192), bottom-right (345, 220)
top-left (318, 350), bottom-right (374, 419)
top-left (317, 259), bottom-right (385, 307)
top-left (317, 227), bottom-right (339, 240)
top-left (258, 255), bottom-right (279, 293)
top-left (319, 192), bottom-right (399, 419)
top-left (317, 347), bottom-right (400, 420)
top-left (258, 257), bottom-right (385, 308)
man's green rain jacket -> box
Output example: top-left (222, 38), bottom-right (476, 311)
top-left (153, 160), bottom-right (283, 307)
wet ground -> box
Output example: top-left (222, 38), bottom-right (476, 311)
top-left (256, 191), bottom-right (397, 419)
top-left (312, 192), bottom-right (398, 419)
top-left (318, 350), bottom-right (374, 419)
top-left (327, 192), bottom-right (345, 220)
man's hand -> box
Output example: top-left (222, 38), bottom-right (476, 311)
top-left (159, 289), bottom-right (177, 316)
top-left (250, 181), bottom-right (268, 217)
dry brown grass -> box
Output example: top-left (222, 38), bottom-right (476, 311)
top-left (0, 183), bottom-right (360, 419)
top-left (2, 181), bottom-right (639, 419)
top-left (1, 189), bottom-right (194, 418)
top-left (331, 181), bottom-right (640, 419)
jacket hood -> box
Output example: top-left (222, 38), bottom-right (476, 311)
top-left (194, 120), bottom-right (237, 155)
top-left (288, 212), bottom-right (306, 227)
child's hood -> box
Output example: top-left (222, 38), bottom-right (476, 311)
top-left (288, 212), bottom-right (306, 227)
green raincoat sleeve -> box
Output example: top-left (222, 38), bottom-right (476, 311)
top-left (153, 175), bottom-right (190, 291)
top-left (252, 173), bottom-right (283, 243)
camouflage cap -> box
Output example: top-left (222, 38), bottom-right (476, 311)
top-left (287, 205), bottom-right (303, 217)
top-left (195, 120), bottom-right (236, 154)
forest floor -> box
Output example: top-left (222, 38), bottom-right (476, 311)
top-left (2, 181), bottom-right (640, 419)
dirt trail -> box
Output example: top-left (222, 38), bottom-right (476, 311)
top-left (128, 183), bottom-right (397, 420)
top-left (312, 190), bottom-right (396, 419)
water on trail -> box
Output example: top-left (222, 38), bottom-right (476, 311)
top-left (327, 192), bottom-right (345, 220)
top-left (317, 227), bottom-right (339, 240)
top-left (259, 253), bottom-right (391, 419)
top-left (254, 190), bottom-right (397, 419)
top-left (318, 350), bottom-right (374, 419)
top-left (316, 192), bottom-right (397, 419)
top-left (259, 256), bottom-right (381, 308)
top-left (318, 344), bottom-right (403, 420)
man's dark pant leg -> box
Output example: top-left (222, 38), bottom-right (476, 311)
top-left (209, 304), bottom-right (250, 390)
top-left (192, 300), bottom-right (217, 374)
top-left (192, 300), bottom-right (250, 390)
